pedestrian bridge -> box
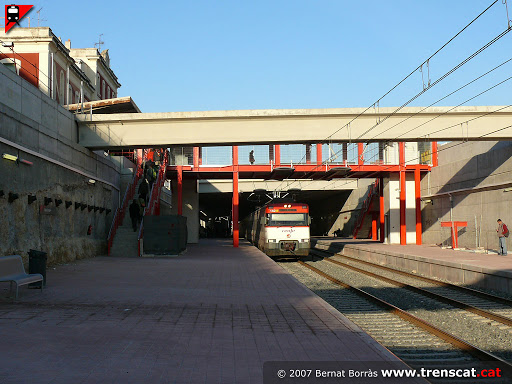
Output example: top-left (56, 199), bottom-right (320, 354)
top-left (77, 106), bottom-right (512, 149)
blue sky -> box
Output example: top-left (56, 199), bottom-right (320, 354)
top-left (13, 0), bottom-right (512, 113)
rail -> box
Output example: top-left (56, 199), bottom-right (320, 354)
top-left (137, 150), bottom-right (169, 256)
top-left (107, 165), bottom-right (143, 255)
top-left (297, 260), bottom-right (512, 367)
top-left (352, 179), bottom-right (379, 239)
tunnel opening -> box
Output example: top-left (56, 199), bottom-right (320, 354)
top-left (199, 189), bottom-right (352, 239)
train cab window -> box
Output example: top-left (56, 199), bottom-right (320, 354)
top-left (266, 213), bottom-right (308, 226)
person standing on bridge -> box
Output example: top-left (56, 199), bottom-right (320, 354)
top-left (497, 219), bottom-right (509, 255)
top-left (249, 150), bottom-right (255, 165)
top-left (129, 199), bottom-right (140, 232)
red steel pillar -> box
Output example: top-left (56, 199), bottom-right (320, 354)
top-left (232, 146), bottom-right (239, 247)
top-left (193, 147), bottom-right (199, 169)
top-left (316, 143), bottom-right (322, 165)
top-left (415, 167), bottom-right (422, 245)
top-left (358, 143), bottom-right (364, 165)
top-left (432, 141), bottom-right (438, 167)
top-left (399, 142), bottom-right (406, 245)
top-left (275, 144), bottom-right (281, 166)
top-left (177, 165), bottom-right (183, 216)
top-left (379, 177), bottom-right (385, 243)
top-left (372, 213), bottom-right (378, 241)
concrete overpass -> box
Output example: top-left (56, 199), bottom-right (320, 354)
top-left (77, 106), bottom-right (512, 149)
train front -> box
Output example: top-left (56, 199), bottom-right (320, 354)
top-left (263, 203), bottom-right (310, 257)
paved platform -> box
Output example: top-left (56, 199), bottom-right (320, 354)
top-left (0, 239), bottom-right (401, 384)
top-left (312, 238), bottom-right (512, 296)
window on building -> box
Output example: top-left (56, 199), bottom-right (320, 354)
top-left (59, 70), bottom-right (65, 104)
top-left (101, 80), bottom-right (105, 99)
top-left (0, 58), bottom-right (20, 74)
top-left (107, 87), bottom-right (110, 99)
top-left (68, 84), bottom-right (72, 104)
top-left (96, 74), bottom-right (100, 97)
top-left (75, 91), bottom-right (80, 104)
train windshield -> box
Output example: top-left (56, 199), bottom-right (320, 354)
top-left (267, 213), bottom-right (308, 226)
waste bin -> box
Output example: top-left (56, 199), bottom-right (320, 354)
top-left (28, 249), bottom-right (47, 288)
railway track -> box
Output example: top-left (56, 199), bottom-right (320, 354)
top-left (278, 254), bottom-right (512, 383)
top-left (311, 248), bottom-right (512, 327)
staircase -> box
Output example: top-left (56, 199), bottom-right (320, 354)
top-left (109, 178), bottom-right (145, 257)
top-left (353, 179), bottom-right (379, 239)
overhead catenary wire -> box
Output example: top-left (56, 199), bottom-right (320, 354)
top-left (285, 102), bottom-right (512, 193)
top-left (271, 0), bottom-right (502, 188)
top-left (272, 3), bottom-right (511, 192)
top-left (361, 56), bottom-right (512, 142)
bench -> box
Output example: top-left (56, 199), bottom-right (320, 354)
top-left (0, 255), bottom-right (44, 299)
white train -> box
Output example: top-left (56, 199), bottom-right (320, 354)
top-left (241, 201), bottom-right (310, 258)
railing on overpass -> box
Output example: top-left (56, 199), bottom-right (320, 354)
top-left (169, 142), bottom-right (434, 167)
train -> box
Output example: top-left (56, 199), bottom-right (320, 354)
top-left (241, 201), bottom-right (310, 258)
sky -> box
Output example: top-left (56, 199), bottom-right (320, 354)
top-left (8, 0), bottom-right (512, 113)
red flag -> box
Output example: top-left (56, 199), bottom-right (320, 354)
top-left (5, 4), bottom-right (33, 33)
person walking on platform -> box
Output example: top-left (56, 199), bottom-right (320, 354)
top-left (129, 199), bottom-right (140, 232)
top-left (249, 150), bottom-right (255, 165)
top-left (497, 219), bottom-right (509, 255)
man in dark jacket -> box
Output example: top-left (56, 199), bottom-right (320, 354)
top-left (138, 178), bottom-right (149, 203)
top-left (129, 199), bottom-right (140, 232)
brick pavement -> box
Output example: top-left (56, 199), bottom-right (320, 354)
top-left (0, 239), bottom-right (400, 384)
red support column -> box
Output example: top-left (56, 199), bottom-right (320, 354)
top-left (177, 165), bottom-right (183, 216)
top-left (232, 146), bottom-right (239, 247)
top-left (399, 142), bottom-right (406, 245)
top-left (379, 177), bottom-right (385, 243)
top-left (358, 143), bottom-right (364, 165)
top-left (372, 214), bottom-right (377, 241)
top-left (432, 141), bottom-right (438, 167)
top-left (415, 167), bottom-right (422, 245)
top-left (316, 143), bottom-right (322, 165)
top-left (193, 147), bottom-right (199, 169)
top-left (275, 144), bottom-right (281, 166)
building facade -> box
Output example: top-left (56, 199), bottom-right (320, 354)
top-left (0, 27), bottom-right (120, 105)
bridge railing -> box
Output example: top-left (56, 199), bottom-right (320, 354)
top-left (137, 150), bottom-right (169, 256)
top-left (168, 142), bottom-right (434, 167)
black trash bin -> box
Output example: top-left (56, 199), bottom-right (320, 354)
top-left (28, 249), bottom-right (47, 288)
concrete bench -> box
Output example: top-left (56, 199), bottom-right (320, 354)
top-left (0, 255), bottom-right (44, 299)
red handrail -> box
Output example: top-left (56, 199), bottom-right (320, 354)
top-left (137, 150), bottom-right (169, 256)
top-left (107, 151), bottom-right (147, 255)
top-left (353, 179), bottom-right (379, 239)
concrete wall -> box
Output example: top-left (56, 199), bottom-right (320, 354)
top-left (0, 61), bottom-right (120, 265)
top-left (170, 179), bottom-right (199, 244)
top-left (421, 141), bottom-right (512, 250)
top-left (318, 179), bottom-right (374, 237)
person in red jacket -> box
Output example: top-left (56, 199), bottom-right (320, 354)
top-left (497, 219), bottom-right (509, 255)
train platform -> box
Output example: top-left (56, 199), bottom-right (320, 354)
top-left (312, 238), bottom-right (512, 296)
top-left (0, 239), bottom-right (405, 384)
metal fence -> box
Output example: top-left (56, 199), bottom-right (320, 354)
top-left (168, 142), bottom-right (434, 167)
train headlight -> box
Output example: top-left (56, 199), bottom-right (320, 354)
top-left (300, 239), bottom-right (308, 243)
top-left (268, 239), bottom-right (277, 243)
